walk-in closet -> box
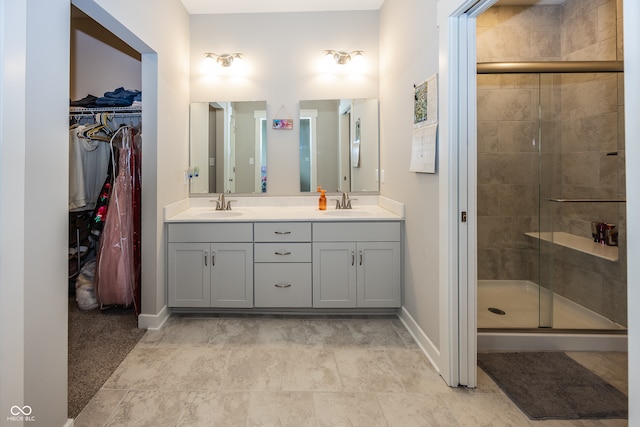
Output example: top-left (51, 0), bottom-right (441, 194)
top-left (68, 5), bottom-right (145, 418)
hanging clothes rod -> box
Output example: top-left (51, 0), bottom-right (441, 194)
top-left (476, 61), bottom-right (624, 74)
top-left (69, 106), bottom-right (142, 116)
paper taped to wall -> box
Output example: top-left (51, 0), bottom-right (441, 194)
top-left (409, 123), bottom-right (437, 173)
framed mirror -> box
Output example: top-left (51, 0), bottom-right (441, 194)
top-left (299, 99), bottom-right (379, 193)
top-left (190, 101), bottom-right (267, 194)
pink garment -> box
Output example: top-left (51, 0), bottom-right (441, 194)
top-left (96, 127), bottom-right (136, 308)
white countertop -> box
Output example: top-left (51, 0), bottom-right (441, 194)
top-left (164, 195), bottom-right (404, 223)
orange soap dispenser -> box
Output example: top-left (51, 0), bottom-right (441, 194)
top-left (318, 186), bottom-right (327, 210)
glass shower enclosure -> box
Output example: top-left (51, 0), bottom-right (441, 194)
top-left (476, 61), bottom-right (627, 332)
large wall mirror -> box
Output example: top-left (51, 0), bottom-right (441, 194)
top-left (190, 101), bottom-right (267, 194)
top-left (299, 98), bottom-right (379, 193)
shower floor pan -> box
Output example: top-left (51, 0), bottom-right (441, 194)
top-left (477, 280), bottom-right (626, 351)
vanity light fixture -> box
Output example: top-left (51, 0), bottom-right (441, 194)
top-left (324, 50), bottom-right (364, 65)
top-left (204, 52), bottom-right (243, 67)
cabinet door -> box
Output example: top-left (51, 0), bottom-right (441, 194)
top-left (313, 242), bottom-right (357, 308)
top-left (356, 242), bottom-right (401, 308)
top-left (211, 243), bottom-right (253, 308)
top-left (167, 243), bottom-right (210, 307)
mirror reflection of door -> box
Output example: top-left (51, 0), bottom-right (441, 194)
top-left (226, 107), bottom-right (236, 193)
top-left (299, 109), bottom-right (318, 192)
top-left (254, 111), bottom-right (267, 193)
top-left (338, 109), bottom-right (351, 191)
top-left (214, 106), bottom-right (224, 192)
top-left (208, 105), bottom-right (217, 192)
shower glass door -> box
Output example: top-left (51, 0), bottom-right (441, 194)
top-left (476, 72), bottom-right (545, 329)
top-left (478, 68), bottom-right (626, 331)
top-left (537, 71), bottom-right (626, 331)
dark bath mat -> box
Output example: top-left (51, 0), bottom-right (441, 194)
top-left (477, 352), bottom-right (627, 420)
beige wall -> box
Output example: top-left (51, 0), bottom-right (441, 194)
top-left (379, 0), bottom-right (442, 357)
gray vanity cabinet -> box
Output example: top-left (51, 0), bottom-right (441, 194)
top-left (312, 222), bottom-right (401, 308)
top-left (167, 223), bottom-right (253, 308)
top-left (166, 219), bottom-right (401, 310)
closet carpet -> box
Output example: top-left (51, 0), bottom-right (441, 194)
top-left (68, 297), bottom-right (145, 419)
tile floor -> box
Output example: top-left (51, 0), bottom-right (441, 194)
top-left (74, 315), bottom-right (628, 426)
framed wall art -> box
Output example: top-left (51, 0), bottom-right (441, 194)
top-left (273, 105), bottom-right (293, 129)
top-left (410, 74), bottom-right (438, 173)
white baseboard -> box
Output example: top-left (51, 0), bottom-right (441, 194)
top-left (137, 305), bottom-right (170, 330)
top-left (397, 306), bottom-right (441, 374)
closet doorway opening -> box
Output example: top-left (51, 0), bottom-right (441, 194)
top-left (68, 4), bottom-right (146, 419)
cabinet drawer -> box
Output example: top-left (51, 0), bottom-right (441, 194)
top-left (254, 263), bottom-right (312, 307)
top-left (313, 222), bottom-right (400, 242)
top-left (168, 223), bottom-right (252, 243)
top-left (254, 222), bottom-right (311, 242)
top-left (254, 243), bottom-right (311, 263)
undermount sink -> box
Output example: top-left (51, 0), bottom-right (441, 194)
top-left (194, 210), bottom-right (243, 218)
top-left (323, 209), bottom-right (375, 216)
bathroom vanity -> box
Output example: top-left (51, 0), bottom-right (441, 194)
top-left (165, 196), bottom-right (404, 312)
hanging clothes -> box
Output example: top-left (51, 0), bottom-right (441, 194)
top-left (69, 124), bottom-right (110, 210)
top-left (95, 126), bottom-right (137, 309)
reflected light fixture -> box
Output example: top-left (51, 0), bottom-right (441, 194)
top-left (204, 52), bottom-right (242, 67)
top-left (324, 50), bottom-right (364, 65)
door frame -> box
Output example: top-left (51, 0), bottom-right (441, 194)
top-left (444, 0), bottom-right (498, 388)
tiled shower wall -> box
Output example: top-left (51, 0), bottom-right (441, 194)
top-left (477, 0), bottom-right (626, 326)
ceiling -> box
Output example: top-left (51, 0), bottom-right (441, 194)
top-left (180, 0), bottom-right (564, 14)
top-left (180, 0), bottom-right (386, 14)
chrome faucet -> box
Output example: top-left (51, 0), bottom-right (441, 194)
top-left (215, 193), bottom-right (232, 210)
top-left (335, 191), bottom-right (353, 209)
